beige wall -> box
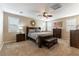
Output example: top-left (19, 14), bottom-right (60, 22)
top-left (56, 18), bottom-right (70, 40)
top-left (4, 12), bottom-right (79, 43)
top-left (53, 19), bottom-right (66, 40)
top-left (3, 12), bottom-right (47, 43)
top-left (76, 16), bottom-right (79, 25)
top-left (54, 15), bottom-right (79, 40)
top-left (0, 10), bottom-right (3, 49)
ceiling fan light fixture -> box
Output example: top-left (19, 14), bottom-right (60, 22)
top-left (19, 11), bottom-right (23, 14)
top-left (43, 12), bottom-right (48, 17)
top-left (48, 15), bottom-right (52, 17)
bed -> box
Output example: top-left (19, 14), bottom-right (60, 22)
top-left (26, 27), bottom-right (55, 48)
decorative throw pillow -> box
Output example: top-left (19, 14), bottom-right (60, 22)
top-left (29, 29), bottom-right (35, 33)
top-left (35, 27), bottom-right (41, 32)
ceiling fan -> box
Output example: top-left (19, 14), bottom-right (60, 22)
top-left (38, 11), bottom-right (53, 18)
top-left (42, 11), bottom-right (52, 18)
top-left (37, 8), bottom-right (53, 18)
top-left (37, 3), bottom-right (62, 18)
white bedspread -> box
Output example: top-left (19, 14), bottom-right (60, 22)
top-left (28, 31), bottom-right (53, 40)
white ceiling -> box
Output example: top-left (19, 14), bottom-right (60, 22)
top-left (1, 3), bottom-right (79, 21)
top-left (0, 3), bottom-right (65, 20)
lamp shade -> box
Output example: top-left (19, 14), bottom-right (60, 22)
top-left (19, 26), bottom-right (23, 30)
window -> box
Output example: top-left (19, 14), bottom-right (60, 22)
top-left (47, 21), bottom-right (53, 31)
top-left (8, 16), bottom-right (20, 32)
top-left (66, 17), bottom-right (77, 31)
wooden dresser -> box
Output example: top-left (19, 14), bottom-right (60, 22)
top-left (70, 30), bottom-right (79, 48)
top-left (16, 34), bottom-right (25, 42)
top-left (53, 29), bottom-right (62, 38)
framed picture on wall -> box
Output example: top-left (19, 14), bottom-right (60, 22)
top-left (53, 21), bottom-right (63, 29)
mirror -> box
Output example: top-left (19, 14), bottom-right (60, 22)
top-left (30, 20), bottom-right (36, 26)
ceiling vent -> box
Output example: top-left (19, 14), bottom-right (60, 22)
top-left (51, 3), bottom-right (62, 10)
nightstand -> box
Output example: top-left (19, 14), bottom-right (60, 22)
top-left (16, 34), bottom-right (25, 42)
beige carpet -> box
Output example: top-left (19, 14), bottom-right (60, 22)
top-left (0, 39), bottom-right (79, 56)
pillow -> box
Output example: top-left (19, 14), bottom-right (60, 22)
top-left (35, 28), bottom-right (41, 32)
top-left (29, 29), bottom-right (35, 33)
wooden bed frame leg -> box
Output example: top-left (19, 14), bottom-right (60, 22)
top-left (38, 44), bottom-right (42, 48)
top-left (38, 42), bottom-right (42, 48)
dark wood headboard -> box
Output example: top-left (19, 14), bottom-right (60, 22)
top-left (26, 27), bottom-right (41, 39)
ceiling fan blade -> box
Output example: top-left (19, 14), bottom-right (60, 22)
top-left (38, 14), bottom-right (42, 16)
top-left (47, 15), bottom-right (52, 17)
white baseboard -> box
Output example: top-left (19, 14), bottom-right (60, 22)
top-left (4, 40), bottom-right (16, 44)
top-left (0, 41), bottom-right (4, 50)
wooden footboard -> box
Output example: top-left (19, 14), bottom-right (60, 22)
top-left (26, 26), bottom-right (56, 48)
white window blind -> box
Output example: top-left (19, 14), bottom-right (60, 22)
top-left (47, 21), bottom-right (53, 31)
top-left (8, 16), bottom-right (19, 32)
top-left (66, 17), bottom-right (76, 31)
